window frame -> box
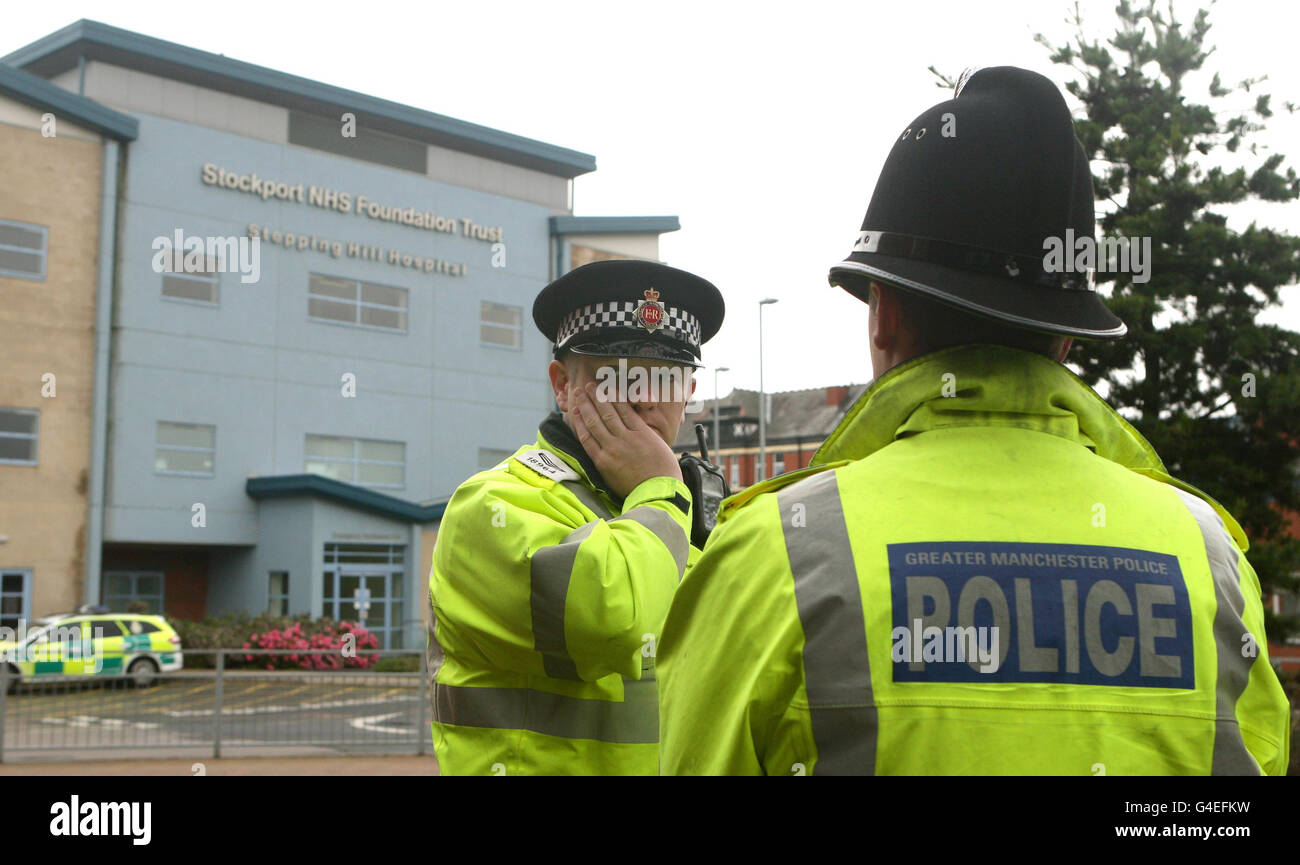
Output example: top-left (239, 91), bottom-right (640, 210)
top-left (0, 407), bottom-right (39, 466)
top-left (268, 570), bottom-right (290, 617)
top-left (154, 421), bottom-right (216, 478)
top-left (0, 219), bottom-right (48, 281)
top-left (102, 571), bottom-right (166, 614)
top-left (160, 250), bottom-right (220, 306)
top-left (304, 434), bottom-right (406, 490)
top-left (479, 300), bottom-right (523, 351)
top-left (0, 568), bottom-right (32, 632)
top-left (307, 273), bottom-right (409, 335)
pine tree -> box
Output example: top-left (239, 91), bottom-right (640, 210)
top-left (1036, 1), bottom-right (1300, 640)
top-left (933, 1), bottom-right (1300, 640)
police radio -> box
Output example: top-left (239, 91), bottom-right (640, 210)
top-left (678, 423), bottom-right (730, 549)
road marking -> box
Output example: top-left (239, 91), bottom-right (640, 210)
top-left (230, 683), bottom-right (311, 710)
top-left (40, 716), bottom-right (160, 730)
top-left (349, 712), bottom-right (411, 735)
top-left (165, 695), bottom-right (417, 717)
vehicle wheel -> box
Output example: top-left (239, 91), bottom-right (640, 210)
top-left (3, 664), bottom-right (17, 695)
top-left (128, 657), bottom-right (159, 688)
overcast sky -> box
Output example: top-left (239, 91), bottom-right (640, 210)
top-left (10, 0), bottom-right (1299, 398)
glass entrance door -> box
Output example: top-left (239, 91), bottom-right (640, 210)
top-left (322, 544), bottom-right (405, 649)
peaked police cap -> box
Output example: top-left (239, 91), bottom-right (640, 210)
top-left (828, 65), bottom-right (1127, 339)
top-left (533, 259), bottom-right (725, 367)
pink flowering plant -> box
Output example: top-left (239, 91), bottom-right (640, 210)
top-left (241, 619), bottom-right (380, 670)
top-left (170, 613), bottom-right (381, 669)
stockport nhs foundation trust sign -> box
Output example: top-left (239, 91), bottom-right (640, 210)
top-left (200, 163), bottom-right (507, 277)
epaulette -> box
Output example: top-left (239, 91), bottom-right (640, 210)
top-left (719, 460), bottom-right (851, 521)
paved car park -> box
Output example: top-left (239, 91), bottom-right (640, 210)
top-left (0, 671), bottom-right (429, 761)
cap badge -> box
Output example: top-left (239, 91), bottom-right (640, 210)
top-left (635, 287), bottom-right (665, 333)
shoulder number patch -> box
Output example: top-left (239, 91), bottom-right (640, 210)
top-left (515, 449), bottom-right (580, 482)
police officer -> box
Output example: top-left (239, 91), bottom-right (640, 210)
top-left (428, 258), bottom-right (724, 775)
top-left (657, 67), bottom-right (1290, 775)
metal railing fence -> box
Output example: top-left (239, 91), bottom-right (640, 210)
top-left (0, 649), bottom-right (429, 762)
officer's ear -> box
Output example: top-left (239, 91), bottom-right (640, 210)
top-left (869, 281), bottom-right (904, 353)
top-left (549, 359), bottom-right (571, 410)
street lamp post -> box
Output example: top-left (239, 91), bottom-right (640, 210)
top-left (757, 298), bottom-right (779, 483)
top-left (712, 366), bottom-right (730, 456)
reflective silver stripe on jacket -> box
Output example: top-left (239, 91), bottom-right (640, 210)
top-left (530, 480), bottom-right (688, 681)
top-left (561, 479), bottom-right (613, 520)
top-left (561, 479), bottom-right (687, 574)
top-left (434, 679), bottom-right (659, 745)
top-left (530, 521), bottom-right (600, 680)
top-left (612, 507), bottom-right (689, 578)
top-left (1173, 489), bottom-right (1262, 775)
top-left (778, 471), bottom-right (877, 775)
top-left (425, 589), bottom-right (444, 687)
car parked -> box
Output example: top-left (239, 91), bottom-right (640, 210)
top-left (0, 610), bottom-right (183, 693)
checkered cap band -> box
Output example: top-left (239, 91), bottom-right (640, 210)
top-left (555, 300), bottom-right (702, 349)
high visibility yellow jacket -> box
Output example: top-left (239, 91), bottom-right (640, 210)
top-left (428, 412), bottom-right (697, 775)
top-left (658, 344), bottom-right (1291, 775)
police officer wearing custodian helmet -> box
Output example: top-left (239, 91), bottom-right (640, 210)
top-left (657, 66), bottom-right (1290, 775)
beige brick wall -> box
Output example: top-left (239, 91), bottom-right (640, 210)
top-left (0, 117), bottom-right (104, 617)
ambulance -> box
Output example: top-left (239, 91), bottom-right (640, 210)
top-left (0, 608), bottom-right (183, 693)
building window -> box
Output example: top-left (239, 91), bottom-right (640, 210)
top-left (480, 301), bottom-right (522, 348)
top-left (478, 447), bottom-right (513, 469)
top-left (155, 422), bottom-right (215, 476)
top-left (773, 453), bottom-right (785, 476)
top-left (0, 570), bottom-right (32, 631)
top-left (308, 274), bottom-right (408, 332)
top-left (0, 220), bottom-right (48, 281)
top-left (322, 543), bottom-right (406, 649)
top-left (305, 435), bottom-right (405, 488)
top-left (729, 458), bottom-right (740, 489)
top-left (160, 250), bottom-right (219, 304)
top-left (0, 407), bottom-right (39, 465)
top-left (268, 571), bottom-right (290, 616)
top-left (103, 571), bottom-right (164, 614)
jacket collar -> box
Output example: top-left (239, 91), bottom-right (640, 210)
top-left (536, 411), bottom-right (623, 507)
top-left (812, 343), bottom-right (1247, 548)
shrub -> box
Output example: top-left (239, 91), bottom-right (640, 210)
top-left (373, 655), bottom-right (420, 673)
top-left (167, 612), bottom-right (380, 669)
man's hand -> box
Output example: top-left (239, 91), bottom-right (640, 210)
top-left (568, 382), bottom-right (682, 499)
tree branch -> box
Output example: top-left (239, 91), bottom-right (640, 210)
top-left (1197, 393), bottom-right (1235, 419)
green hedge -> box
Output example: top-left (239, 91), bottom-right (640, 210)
top-left (373, 656), bottom-right (420, 673)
